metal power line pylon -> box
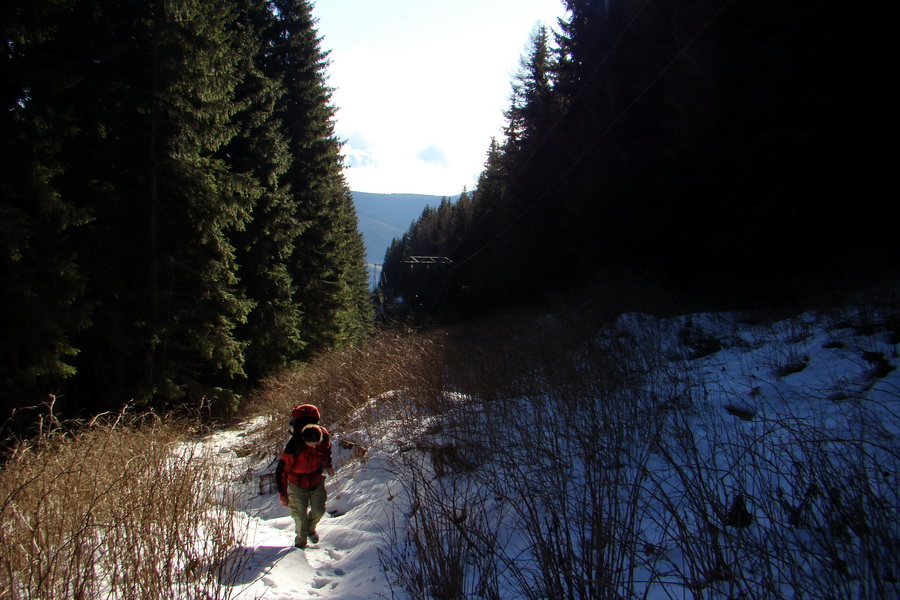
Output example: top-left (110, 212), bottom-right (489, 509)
top-left (400, 256), bottom-right (453, 265)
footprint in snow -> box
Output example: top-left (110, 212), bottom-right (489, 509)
top-left (324, 548), bottom-right (343, 561)
top-left (311, 577), bottom-right (333, 590)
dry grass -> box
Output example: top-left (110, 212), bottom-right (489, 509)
top-left (0, 402), bottom-right (243, 599)
top-left (240, 325), bottom-right (456, 458)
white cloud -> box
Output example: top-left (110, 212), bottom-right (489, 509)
top-left (417, 145), bottom-right (449, 167)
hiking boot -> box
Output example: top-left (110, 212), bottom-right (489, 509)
top-left (308, 530), bottom-right (320, 544)
top-left (294, 535), bottom-right (307, 549)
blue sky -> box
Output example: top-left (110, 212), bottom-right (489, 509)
top-left (312, 0), bottom-right (568, 196)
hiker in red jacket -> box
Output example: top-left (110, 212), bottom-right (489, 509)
top-left (275, 404), bottom-right (335, 549)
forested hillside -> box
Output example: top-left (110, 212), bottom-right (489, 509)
top-left (1, 0), bottom-right (373, 424)
top-left (380, 0), bottom-right (898, 319)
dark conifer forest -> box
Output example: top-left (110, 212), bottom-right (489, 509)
top-left (3, 0), bottom-right (898, 427)
top-left (379, 0), bottom-right (899, 320)
top-left (1, 0), bottom-right (374, 423)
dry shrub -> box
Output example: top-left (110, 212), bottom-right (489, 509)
top-left (242, 326), bottom-right (456, 454)
top-left (379, 451), bottom-right (505, 600)
top-left (374, 310), bottom-right (662, 600)
top-left (0, 404), bottom-right (243, 600)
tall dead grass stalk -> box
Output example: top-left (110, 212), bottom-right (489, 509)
top-left (0, 403), bottom-right (244, 599)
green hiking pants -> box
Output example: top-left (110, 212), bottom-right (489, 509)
top-left (287, 480), bottom-right (326, 544)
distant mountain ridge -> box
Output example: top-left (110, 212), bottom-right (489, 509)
top-left (352, 191), bottom-right (447, 266)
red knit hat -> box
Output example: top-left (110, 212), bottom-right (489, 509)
top-left (291, 404), bottom-right (320, 420)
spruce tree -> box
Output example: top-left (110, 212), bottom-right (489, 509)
top-left (503, 25), bottom-right (557, 164)
top-left (502, 24), bottom-right (571, 295)
top-left (469, 139), bottom-right (516, 309)
top-left (226, 0), bottom-right (307, 380)
top-left (264, 0), bottom-right (373, 358)
top-left (0, 0), bottom-right (92, 419)
top-left (69, 0), bottom-right (307, 403)
top-left (142, 0), bottom-right (258, 406)
top-left (65, 0), bottom-right (258, 409)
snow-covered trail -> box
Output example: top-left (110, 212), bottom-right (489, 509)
top-left (197, 423), bottom-right (400, 600)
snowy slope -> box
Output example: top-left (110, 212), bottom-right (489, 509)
top-left (197, 307), bottom-right (899, 599)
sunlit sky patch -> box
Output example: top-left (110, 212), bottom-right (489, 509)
top-left (312, 0), bottom-right (568, 196)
